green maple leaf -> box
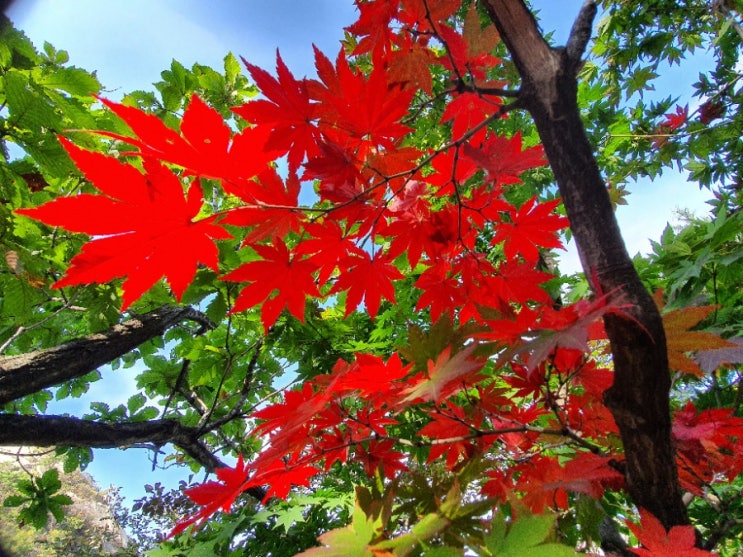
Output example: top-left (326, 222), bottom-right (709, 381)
top-left (274, 504), bottom-right (307, 533)
top-left (296, 503), bottom-right (381, 557)
top-left (483, 512), bottom-right (580, 557)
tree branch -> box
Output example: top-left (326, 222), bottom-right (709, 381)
top-left (0, 413), bottom-right (222, 470)
top-left (0, 305), bottom-right (214, 406)
top-left (0, 413), bottom-right (267, 501)
top-left (565, 1), bottom-right (597, 73)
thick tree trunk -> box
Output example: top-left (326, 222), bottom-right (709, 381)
top-left (0, 305), bottom-right (213, 406)
top-left (482, 0), bottom-right (688, 528)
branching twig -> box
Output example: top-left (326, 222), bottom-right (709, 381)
top-left (0, 290), bottom-right (83, 354)
top-left (0, 305), bottom-right (214, 405)
top-left (565, 1), bottom-right (597, 74)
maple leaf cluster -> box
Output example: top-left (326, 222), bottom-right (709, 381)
top-left (15, 0), bottom-right (742, 552)
top-left (173, 343), bottom-right (626, 532)
top-left (652, 104), bottom-right (688, 148)
top-left (18, 3), bottom-right (559, 332)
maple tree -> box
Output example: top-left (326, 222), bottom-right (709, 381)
top-left (2, 1), bottom-right (743, 555)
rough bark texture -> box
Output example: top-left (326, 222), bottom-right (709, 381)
top-left (0, 413), bottom-right (222, 471)
top-left (0, 303), bottom-right (269, 501)
top-left (0, 413), bottom-right (267, 500)
top-left (481, 0), bottom-right (688, 528)
top-left (0, 305), bottom-right (213, 406)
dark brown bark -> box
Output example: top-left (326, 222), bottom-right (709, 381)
top-left (0, 413), bottom-right (222, 470)
top-left (0, 305), bottom-right (213, 406)
top-left (0, 413), bottom-right (267, 500)
top-left (481, 0), bottom-right (688, 528)
top-left (0, 306), bottom-right (266, 501)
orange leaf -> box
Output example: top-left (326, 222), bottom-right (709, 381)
top-left (386, 42), bottom-right (436, 95)
top-left (463, 4), bottom-right (499, 58)
top-left (656, 294), bottom-right (735, 376)
top-left (401, 344), bottom-right (484, 403)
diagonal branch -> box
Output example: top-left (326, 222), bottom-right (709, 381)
top-left (565, 0), bottom-right (597, 72)
top-left (0, 413), bottom-right (223, 471)
top-left (0, 305), bottom-right (214, 406)
top-left (0, 413), bottom-right (267, 500)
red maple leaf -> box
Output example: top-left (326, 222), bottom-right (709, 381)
top-left (251, 383), bottom-right (318, 437)
top-left (334, 353), bottom-right (411, 403)
top-left (222, 239), bottom-right (320, 329)
top-left (436, 23), bottom-right (501, 83)
top-left (294, 220), bottom-right (365, 285)
top-left (248, 381), bottom-right (339, 469)
top-left (245, 458), bottom-right (320, 502)
top-left (463, 132), bottom-right (547, 185)
top-left (627, 510), bottom-right (717, 556)
top-left (362, 145), bottom-right (422, 197)
top-left (354, 439), bottom-right (407, 479)
top-left (491, 196), bottom-right (568, 263)
top-left (488, 451), bottom-right (620, 514)
top-left (331, 252), bottom-right (404, 318)
top-left (661, 104), bottom-right (688, 131)
top-left (316, 428), bottom-right (351, 471)
top-left (440, 92), bottom-right (499, 141)
top-left (418, 405), bottom-right (477, 470)
top-left (302, 140), bottom-right (364, 203)
top-left (97, 95), bottom-right (282, 188)
top-left (673, 402), bottom-right (743, 489)
top-left (484, 260), bottom-right (553, 310)
top-left (566, 391), bottom-right (620, 438)
top-left (387, 202), bottom-right (472, 267)
top-left (170, 454), bottom-right (250, 536)
top-left (172, 454), bottom-right (320, 536)
top-left (220, 169), bottom-right (304, 243)
top-left (311, 48), bottom-right (414, 149)
top-left (414, 261), bottom-right (465, 323)
top-left (401, 344), bottom-right (485, 403)
top-left (346, 0), bottom-right (400, 56)
top-left (426, 145), bottom-right (478, 196)
top-left (386, 38), bottom-right (437, 94)
top-left (352, 406), bottom-right (399, 437)
top-left (397, 0), bottom-right (459, 34)
top-left (497, 455), bottom-right (568, 512)
top-left (513, 294), bottom-right (618, 370)
top-left (16, 139), bottom-right (230, 309)
top-left (503, 362), bottom-right (546, 400)
top-left (544, 452), bottom-right (624, 499)
top-left (234, 52), bottom-right (320, 170)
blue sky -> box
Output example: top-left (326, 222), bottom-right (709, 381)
top-left (6, 0), bottom-right (712, 506)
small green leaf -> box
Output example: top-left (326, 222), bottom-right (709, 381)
top-left (49, 494), bottom-right (73, 506)
top-left (224, 52), bottom-right (241, 83)
top-left (127, 392), bottom-right (147, 414)
top-left (3, 495), bottom-right (28, 507)
top-left (20, 503), bottom-right (50, 529)
top-left (483, 513), bottom-right (580, 557)
top-left (39, 468), bottom-right (61, 492)
top-left (274, 504), bottom-right (306, 533)
top-left (132, 407), bottom-right (159, 421)
top-left (48, 502), bottom-right (66, 522)
top-left (296, 502), bottom-right (380, 557)
top-left (39, 66), bottom-right (100, 96)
